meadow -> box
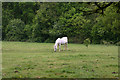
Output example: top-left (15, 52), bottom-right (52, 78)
top-left (2, 41), bottom-right (118, 78)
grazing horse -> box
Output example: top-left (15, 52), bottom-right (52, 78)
top-left (54, 37), bottom-right (68, 52)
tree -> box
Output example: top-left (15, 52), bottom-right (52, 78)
top-left (51, 6), bottom-right (91, 43)
top-left (2, 2), bottom-right (120, 44)
top-left (32, 3), bottom-right (61, 42)
top-left (91, 4), bottom-right (120, 43)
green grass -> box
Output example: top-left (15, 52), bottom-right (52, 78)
top-left (2, 41), bottom-right (118, 78)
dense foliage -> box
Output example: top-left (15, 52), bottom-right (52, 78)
top-left (2, 2), bottom-right (120, 44)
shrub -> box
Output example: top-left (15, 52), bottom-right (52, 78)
top-left (24, 25), bottom-right (33, 40)
top-left (33, 37), bottom-right (43, 43)
top-left (116, 41), bottom-right (120, 46)
top-left (102, 40), bottom-right (113, 46)
top-left (5, 19), bottom-right (25, 41)
top-left (102, 40), bottom-right (108, 45)
top-left (44, 38), bottom-right (54, 43)
top-left (84, 38), bottom-right (90, 47)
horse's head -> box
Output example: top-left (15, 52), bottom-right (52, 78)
top-left (54, 44), bottom-right (57, 52)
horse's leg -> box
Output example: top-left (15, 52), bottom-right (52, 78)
top-left (64, 44), bottom-right (66, 50)
top-left (59, 44), bottom-right (61, 52)
top-left (66, 43), bottom-right (68, 50)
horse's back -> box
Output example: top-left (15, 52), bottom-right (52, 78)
top-left (61, 37), bottom-right (68, 43)
top-left (55, 37), bottom-right (68, 44)
top-left (55, 38), bottom-right (60, 43)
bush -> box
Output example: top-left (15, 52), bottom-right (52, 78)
top-left (32, 37), bottom-right (43, 43)
top-left (101, 40), bottom-right (114, 45)
top-left (84, 38), bottom-right (90, 47)
top-left (44, 38), bottom-right (54, 43)
top-left (5, 19), bottom-right (25, 41)
top-left (116, 41), bottom-right (120, 46)
top-left (24, 25), bottom-right (33, 40)
top-left (102, 40), bottom-right (109, 45)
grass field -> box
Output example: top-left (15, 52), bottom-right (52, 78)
top-left (2, 41), bottom-right (118, 78)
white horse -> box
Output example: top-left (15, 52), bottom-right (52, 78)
top-left (54, 37), bottom-right (68, 52)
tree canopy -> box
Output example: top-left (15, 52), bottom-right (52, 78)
top-left (2, 2), bottom-right (120, 45)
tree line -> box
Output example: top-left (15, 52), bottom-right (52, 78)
top-left (2, 2), bottom-right (120, 45)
